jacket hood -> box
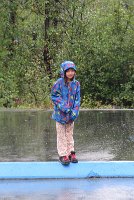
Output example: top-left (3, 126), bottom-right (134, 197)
top-left (60, 61), bottom-right (76, 78)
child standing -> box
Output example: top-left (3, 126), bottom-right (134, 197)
top-left (51, 61), bottom-right (81, 165)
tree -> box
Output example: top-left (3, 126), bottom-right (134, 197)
top-left (0, 0), bottom-right (133, 108)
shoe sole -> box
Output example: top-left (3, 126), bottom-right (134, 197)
top-left (59, 160), bottom-right (70, 165)
top-left (60, 162), bottom-right (70, 165)
top-left (69, 158), bottom-right (78, 163)
top-left (71, 160), bottom-right (78, 163)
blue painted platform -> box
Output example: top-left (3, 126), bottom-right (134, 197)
top-left (0, 161), bottom-right (134, 179)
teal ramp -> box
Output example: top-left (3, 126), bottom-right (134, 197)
top-left (0, 161), bottom-right (134, 179)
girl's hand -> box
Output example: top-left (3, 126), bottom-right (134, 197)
top-left (66, 119), bottom-right (73, 124)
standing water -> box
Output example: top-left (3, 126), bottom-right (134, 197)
top-left (0, 109), bottom-right (133, 161)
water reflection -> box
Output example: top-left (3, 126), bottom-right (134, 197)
top-left (0, 109), bottom-right (134, 161)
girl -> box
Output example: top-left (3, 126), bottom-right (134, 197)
top-left (51, 61), bottom-right (81, 165)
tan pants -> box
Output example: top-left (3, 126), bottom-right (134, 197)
top-left (56, 122), bottom-right (74, 157)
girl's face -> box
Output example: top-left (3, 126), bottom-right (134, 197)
top-left (65, 68), bottom-right (76, 81)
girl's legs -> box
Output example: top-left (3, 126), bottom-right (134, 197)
top-left (66, 122), bottom-right (78, 163)
top-left (65, 122), bottom-right (74, 156)
top-left (56, 122), bottom-right (74, 157)
top-left (56, 122), bottom-right (67, 156)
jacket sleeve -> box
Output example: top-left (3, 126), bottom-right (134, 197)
top-left (51, 81), bottom-right (71, 113)
top-left (71, 82), bottom-right (81, 121)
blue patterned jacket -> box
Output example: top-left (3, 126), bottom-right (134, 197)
top-left (51, 61), bottom-right (80, 124)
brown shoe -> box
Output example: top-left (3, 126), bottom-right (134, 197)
top-left (69, 151), bottom-right (78, 163)
top-left (59, 156), bottom-right (70, 165)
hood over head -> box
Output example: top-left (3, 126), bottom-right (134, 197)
top-left (60, 61), bottom-right (76, 78)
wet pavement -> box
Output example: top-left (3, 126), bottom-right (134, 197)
top-left (0, 178), bottom-right (134, 200)
top-left (0, 109), bottom-right (134, 161)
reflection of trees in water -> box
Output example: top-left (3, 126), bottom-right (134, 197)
top-left (113, 112), bottom-right (134, 160)
top-left (42, 114), bottom-right (57, 161)
top-left (0, 112), bottom-right (24, 161)
top-left (75, 110), bottom-right (134, 160)
top-left (0, 111), bottom-right (56, 161)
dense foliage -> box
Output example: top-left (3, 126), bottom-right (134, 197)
top-left (0, 0), bottom-right (134, 108)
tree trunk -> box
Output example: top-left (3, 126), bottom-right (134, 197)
top-left (8, 0), bottom-right (17, 57)
top-left (43, 1), bottom-right (52, 80)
